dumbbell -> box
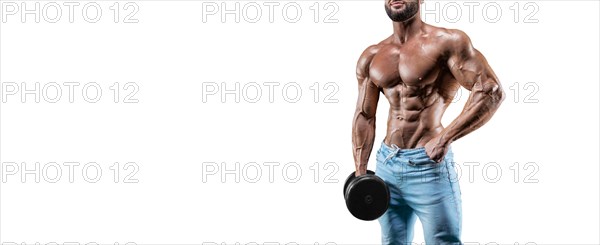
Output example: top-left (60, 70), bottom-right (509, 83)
top-left (343, 170), bottom-right (390, 221)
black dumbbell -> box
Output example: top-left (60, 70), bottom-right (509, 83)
top-left (343, 170), bottom-right (390, 221)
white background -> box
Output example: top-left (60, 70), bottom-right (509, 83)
top-left (0, 0), bottom-right (599, 244)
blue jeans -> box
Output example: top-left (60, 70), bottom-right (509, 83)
top-left (375, 141), bottom-right (463, 245)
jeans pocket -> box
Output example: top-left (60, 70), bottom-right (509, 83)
top-left (408, 158), bottom-right (437, 166)
top-left (408, 149), bottom-right (438, 167)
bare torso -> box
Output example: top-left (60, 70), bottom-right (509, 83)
top-left (367, 25), bottom-right (460, 148)
top-left (352, 0), bottom-right (503, 175)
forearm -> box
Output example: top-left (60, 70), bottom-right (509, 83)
top-left (352, 112), bottom-right (376, 173)
top-left (437, 80), bottom-right (505, 145)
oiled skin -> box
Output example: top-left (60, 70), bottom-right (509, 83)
top-left (352, 0), bottom-right (505, 176)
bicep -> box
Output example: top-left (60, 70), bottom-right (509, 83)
top-left (355, 46), bottom-right (380, 118)
top-left (356, 76), bottom-right (380, 118)
top-left (447, 35), bottom-right (500, 93)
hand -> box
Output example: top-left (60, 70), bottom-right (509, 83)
top-left (424, 136), bottom-right (450, 163)
top-left (355, 168), bottom-right (367, 177)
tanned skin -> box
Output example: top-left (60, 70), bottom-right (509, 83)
top-left (352, 0), bottom-right (505, 176)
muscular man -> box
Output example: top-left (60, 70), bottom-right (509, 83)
top-left (351, 0), bottom-right (505, 244)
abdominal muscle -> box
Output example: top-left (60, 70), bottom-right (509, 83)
top-left (382, 85), bottom-right (449, 149)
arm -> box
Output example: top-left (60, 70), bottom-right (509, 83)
top-left (425, 30), bottom-right (506, 162)
top-left (352, 46), bottom-right (380, 176)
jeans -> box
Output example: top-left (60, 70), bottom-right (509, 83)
top-left (375, 141), bottom-right (463, 245)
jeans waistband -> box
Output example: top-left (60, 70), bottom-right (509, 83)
top-left (380, 141), bottom-right (427, 155)
top-left (379, 140), bottom-right (453, 163)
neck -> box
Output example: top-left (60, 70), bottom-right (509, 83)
top-left (392, 14), bottom-right (423, 43)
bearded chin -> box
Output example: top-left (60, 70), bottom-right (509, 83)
top-left (385, 3), bottom-right (419, 22)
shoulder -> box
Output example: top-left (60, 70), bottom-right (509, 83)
top-left (440, 28), bottom-right (475, 55)
top-left (357, 44), bottom-right (380, 66)
top-left (356, 44), bottom-right (379, 80)
top-left (425, 25), bottom-right (474, 55)
top-left (356, 39), bottom-right (390, 79)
